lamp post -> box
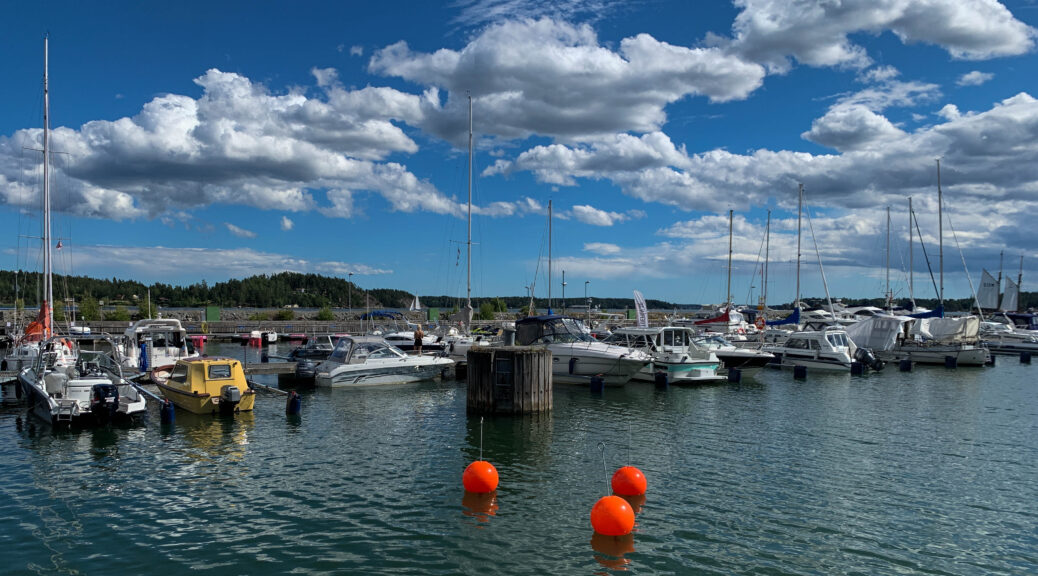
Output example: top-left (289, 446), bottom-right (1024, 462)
top-left (348, 272), bottom-right (353, 310)
top-left (584, 281), bottom-right (590, 324)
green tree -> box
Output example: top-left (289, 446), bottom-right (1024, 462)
top-left (274, 309), bottom-right (295, 321)
top-left (478, 301), bottom-right (496, 320)
top-left (109, 306), bottom-right (132, 322)
top-left (248, 311), bottom-right (271, 321)
top-left (79, 296), bottom-right (100, 321)
top-left (315, 306), bottom-right (335, 321)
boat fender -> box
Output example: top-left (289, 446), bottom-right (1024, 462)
top-left (160, 399), bottom-right (175, 424)
top-left (285, 391), bottom-right (301, 415)
top-left (569, 357), bottom-right (578, 374)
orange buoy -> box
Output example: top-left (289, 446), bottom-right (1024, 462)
top-left (590, 495), bottom-right (635, 536)
top-left (463, 460), bottom-right (499, 493)
top-left (611, 465), bottom-right (647, 496)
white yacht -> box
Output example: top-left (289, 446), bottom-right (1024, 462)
top-left (514, 315), bottom-right (651, 386)
top-left (119, 318), bottom-right (197, 372)
top-left (763, 328), bottom-right (861, 372)
top-left (979, 321), bottom-right (1038, 355)
top-left (314, 335), bottom-right (454, 387)
top-left (692, 333), bottom-right (775, 376)
top-left (876, 316), bottom-right (989, 366)
top-left (604, 326), bottom-right (724, 384)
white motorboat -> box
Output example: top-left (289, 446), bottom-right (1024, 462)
top-left (763, 328), bottom-right (866, 372)
top-left (604, 326), bottom-right (725, 384)
top-left (514, 315), bottom-right (651, 386)
top-left (876, 316), bottom-right (989, 366)
top-left (119, 318), bottom-right (198, 372)
top-left (18, 335), bottom-right (148, 425)
top-left (979, 321), bottom-right (1038, 355)
top-left (692, 333), bottom-right (775, 376)
top-left (314, 336), bottom-right (454, 388)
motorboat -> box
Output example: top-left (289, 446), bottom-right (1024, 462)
top-left (692, 333), bottom-right (775, 376)
top-left (286, 334), bottom-right (343, 361)
top-left (514, 315), bottom-right (651, 386)
top-left (382, 323), bottom-right (446, 353)
top-left (155, 357), bottom-right (255, 415)
top-left (979, 321), bottom-right (1038, 355)
top-left (314, 335), bottom-right (454, 388)
top-left (603, 326), bottom-right (724, 384)
top-left (763, 327), bottom-right (878, 372)
top-left (119, 318), bottom-right (197, 372)
top-left (18, 335), bottom-right (148, 425)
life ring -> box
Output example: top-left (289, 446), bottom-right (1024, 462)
top-left (755, 317), bottom-right (766, 330)
top-left (201, 322), bottom-right (209, 334)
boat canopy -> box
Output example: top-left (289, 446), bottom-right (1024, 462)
top-left (843, 315), bottom-right (910, 351)
top-left (515, 315), bottom-right (594, 345)
top-left (910, 316), bottom-right (980, 343)
top-left (767, 307), bottom-right (800, 326)
top-left (360, 311), bottom-right (404, 320)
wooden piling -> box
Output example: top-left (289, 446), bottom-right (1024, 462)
top-left (466, 347), bottom-right (552, 414)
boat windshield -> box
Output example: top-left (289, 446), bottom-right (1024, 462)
top-left (350, 341), bottom-right (406, 362)
top-left (826, 332), bottom-right (849, 348)
top-left (517, 317), bottom-right (594, 345)
top-left (694, 335), bottom-right (731, 349)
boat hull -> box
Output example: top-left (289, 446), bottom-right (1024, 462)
top-left (18, 370), bottom-right (147, 426)
top-left (630, 361), bottom-right (724, 384)
top-left (714, 351), bottom-right (774, 376)
top-left (549, 348), bottom-right (648, 386)
top-left (315, 358), bottom-right (454, 388)
top-left (877, 345), bottom-right (989, 366)
top-left (768, 352), bottom-right (852, 372)
top-left (155, 381), bottom-right (257, 414)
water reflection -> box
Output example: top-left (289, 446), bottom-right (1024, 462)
top-left (461, 490), bottom-right (499, 522)
top-left (590, 532), bottom-right (635, 570)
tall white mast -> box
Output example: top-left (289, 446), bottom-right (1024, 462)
top-left (726, 209), bottom-right (733, 308)
top-left (937, 159), bottom-right (944, 307)
top-left (908, 196), bottom-right (914, 304)
top-left (548, 199), bottom-right (552, 310)
top-left (43, 35), bottom-right (54, 337)
top-left (885, 205), bottom-right (891, 311)
top-left (466, 95), bottom-right (472, 315)
top-left (796, 183), bottom-right (803, 310)
top-left (763, 210), bottom-right (771, 309)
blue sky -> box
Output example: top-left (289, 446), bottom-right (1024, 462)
top-left (2, 0), bottom-right (1037, 306)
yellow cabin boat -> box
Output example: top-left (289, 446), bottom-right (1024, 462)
top-left (155, 357), bottom-right (255, 415)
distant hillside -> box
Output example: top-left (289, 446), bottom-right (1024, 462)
top-left (0, 269), bottom-right (1031, 312)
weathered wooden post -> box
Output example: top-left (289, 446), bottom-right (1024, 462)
top-left (467, 347), bottom-right (552, 414)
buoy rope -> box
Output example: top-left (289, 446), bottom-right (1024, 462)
top-left (479, 416), bottom-right (484, 461)
top-left (598, 442), bottom-right (609, 496)
top-left (627, 423), bottom-right (632, 467)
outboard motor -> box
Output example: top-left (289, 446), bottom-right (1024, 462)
top-left (854, 347), bottom-right (885, 371)
top-left (295, 359), bottom-right (318, 383)
top-left (90, 383), bottom-right (120, 422)
top-left (219, 385), bottom-right (242, 415)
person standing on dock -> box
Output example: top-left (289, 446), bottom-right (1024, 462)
top-left (414, 325), bottom-right (424, 355)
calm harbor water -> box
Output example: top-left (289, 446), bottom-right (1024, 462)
top-left (2, 342), bottom-right (1036, 575)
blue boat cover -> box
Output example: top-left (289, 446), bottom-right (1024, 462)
top-left (767, 307), bottom-right (800, 326)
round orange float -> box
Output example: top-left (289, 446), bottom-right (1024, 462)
top-left (611, 465), bottom-right (647, 496)
top-left (590, 495), bottom-right (635, 536)
top-left (462, 460), bottom-right (499, 493)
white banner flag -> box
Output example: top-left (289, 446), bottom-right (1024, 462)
top-left (633, 290), bottom-right (648, 328)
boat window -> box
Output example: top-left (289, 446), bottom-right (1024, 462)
top-left (808, 339), bottom-right (820, 350)
top-left (826, 333), bottom-right (848, 348)
top-left (169, 364), bottom-right (189, 383)
top-left (786, 338), bottom-right (807, 349)
top-left (208, 364), bottom-right (232, 379)
top-left (328, 339), bottom-right (353, 362)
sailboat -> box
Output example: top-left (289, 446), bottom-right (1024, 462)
top-left (874, 161), bottom-right (988, 366)
top-left (409, 295), bottom-right (422, 311)
top-left (442, 96), bottom-right (491, 362)
top-left (16, 37), bottom-right (148, 425)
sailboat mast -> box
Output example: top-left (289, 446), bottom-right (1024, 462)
top-left (763, 210), bottom-right (770, 308)
top-left (548, 200), bottom-right (552, 310)
top-left (726, 209), bottom-right (733, 308)
top-left (1019, 255), bottom-right (1024, 292)
top-left (998, 250), bottom-right (1004, 305)
top-left (466, 95), bottom-right (472, 312)
top-left (909, 196), bottom-right (914, 303)
top-left (796, 183), bottom-right (803, 309)
top-left (886, 205), bottom-right (891, 310)
top-left (43, 35), bottom-right (53, 337)
top-left (937, 159), bottom-right (943, 306)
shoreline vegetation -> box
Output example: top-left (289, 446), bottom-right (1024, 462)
top-left (0, 270), bottom-right (1031, 324)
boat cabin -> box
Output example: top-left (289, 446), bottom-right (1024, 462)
top-left (327, 336), bottom-right (408, 364)
top-left (515, 315), bottom-right (594, 346)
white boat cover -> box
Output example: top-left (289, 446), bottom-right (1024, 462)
top-left (844, 315), bottom-right (910, 351)
top-left (910, 316), bottom-right (981, 343)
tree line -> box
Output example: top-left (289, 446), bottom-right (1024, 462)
top-left (0, 269), bottom-right (1031, 313)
